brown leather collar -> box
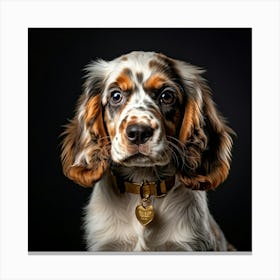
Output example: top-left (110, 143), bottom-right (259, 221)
top-left (112, 176), bottom-right (175, 198)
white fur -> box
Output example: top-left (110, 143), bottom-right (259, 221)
top-left (84, 172), bottom-right (227, 251)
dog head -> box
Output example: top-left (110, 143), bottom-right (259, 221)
top-left (61, 51), bottom-right (234, 189)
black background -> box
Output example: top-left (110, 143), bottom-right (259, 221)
top-left (28, 28), bottom-right (251, 252)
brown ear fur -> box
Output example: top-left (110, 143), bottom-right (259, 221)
top-left (178, 76), bottom-right (234, 190)
top-left (61, 94), bottom-right (109, 187)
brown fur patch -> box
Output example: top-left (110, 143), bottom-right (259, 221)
top-left (121, 55), bottom-right (128, 61)
top-left (150, 120), bottom-right (159, 130)
top-left (61, 115), bottom-right (108, 187)
top-left (61, 94), bottom-right (109, 187)
top-left (148, 59), bottom-right (166, 72)
top-left (144, 74), bottom-right (168, 91)
top-left (178, 88), bottom-right (234, 190)
top-left (84, 96), bottom-right (107, 137)
top-left (116, 69), bottom-right (134, 92)
top-left (119, 116), bottom-right (128, 137)
top-left (84, 96), bottom-right (99, 125)
top-left (104, 111), bottom-right (116, 139)
top-left (178, 100), bottom-right (197, 142)
top-left (67, 162), bottom-right (107, 187)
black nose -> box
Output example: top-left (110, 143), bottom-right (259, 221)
top-left (126, 124), bottom-right (154, 145)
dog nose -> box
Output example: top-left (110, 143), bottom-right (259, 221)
top-left (126, 124), bottom-right (154, 145)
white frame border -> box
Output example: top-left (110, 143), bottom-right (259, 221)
top-left (1, 1), bottom-right (279, 279)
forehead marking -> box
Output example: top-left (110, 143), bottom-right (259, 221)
top-left (122, 67), bottom-right (133, 78)
top-left (121, 55), bottom-right (128, 61)
top-left (136, 72), bottom-right (144, 83)
top-left (149, 59), bottom-right (167, 72)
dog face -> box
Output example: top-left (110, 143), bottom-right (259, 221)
top-left (100, 52), bottom-right (185, 167)
top-left (61, 51), bottom-right (234, 189)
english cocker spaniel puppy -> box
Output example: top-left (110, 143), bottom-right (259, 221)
top-left (61, 51), bottom-right (235, 251)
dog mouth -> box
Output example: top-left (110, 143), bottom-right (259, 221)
top-left (111, 139), bottom-right (171, 167)
top-left (119, 153), bottom-right (151, 166)
top-left (118, 151), bottom-right (170, 167)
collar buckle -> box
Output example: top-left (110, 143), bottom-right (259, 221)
top-left (140, 181), bottom-right (153, 198)
top-left (113, 175), bottom-right (175, 198)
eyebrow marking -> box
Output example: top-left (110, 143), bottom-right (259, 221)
top-left (144, 74), bottom-right (168, 91)
top-left (115, 68), bottom-right (134, 92)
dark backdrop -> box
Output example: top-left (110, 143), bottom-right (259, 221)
top-left (28, 28), bottom-right (251, 252)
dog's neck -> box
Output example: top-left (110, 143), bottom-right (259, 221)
top-left (110, 162), bottom-right (176, 183)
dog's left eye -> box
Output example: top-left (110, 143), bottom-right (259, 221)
top-left (159, 89), bottom-right (176, 105)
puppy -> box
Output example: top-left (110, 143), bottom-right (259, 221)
top-left (61, 51), bottom-right (234, 251)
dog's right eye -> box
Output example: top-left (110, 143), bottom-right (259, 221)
top-left (110, 91), bottom-right (123, 105)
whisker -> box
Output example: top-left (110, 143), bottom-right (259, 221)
top-left (166, 138), bottom-right (185, 165)
top-left (166, 144), bottom-right (180, 168)
top-left (166, 135), bottom-right (201, 171)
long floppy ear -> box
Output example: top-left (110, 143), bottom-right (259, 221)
top-left (61, 60), bottom-right (110, 187)
top-left (175, 60), bottom-right (234, 190)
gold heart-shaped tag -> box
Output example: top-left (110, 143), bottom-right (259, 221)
top-left (135, 204), bottom-right (154, 226)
